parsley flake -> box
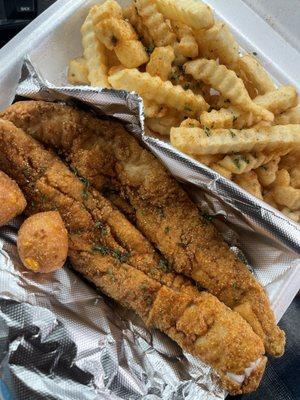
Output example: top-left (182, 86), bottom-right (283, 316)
top-left (79, 176), bottom-right (90, 200)
top-left (70, 166), bottom-right (79, 177)
top-left (204, 127), bottom-right (211, 137)
top-left (95, 221), bottom-right (109, 236)
top-left (146, 44), bottom-right (155, 54)
top-left (233, 157), bottom-right (242, 170)
top-left (159, 258), bottom-right (170, 272)
top-left (92, 245), bottom-right (109, 255)
top-left (229, 129), bottom-right (236, 138)
top-left (170, 71), bottom-right (180, 82)
top-left (202, 213), bottom-right (215, 222)
top-left (112, 249), bottom-right (130, 263)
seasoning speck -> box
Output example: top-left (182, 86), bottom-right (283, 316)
top-left (112, 249), bottom-right (130, 263)
top-left (204, 127), bottom-right (211, 137)
top-left (92, 245), bottom-right (109, 255)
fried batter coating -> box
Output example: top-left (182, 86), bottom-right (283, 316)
top-left (1, 102), bottom-right (285, 357)
top-left (18, 211), bottom-right (68, 273)
top-left (0, 118), bottom-right (266, 395)
top-left (0, 170), bottom-right (26, 226)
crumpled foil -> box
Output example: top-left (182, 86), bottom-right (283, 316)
top-left (0, 57), bottom-right (299, 400)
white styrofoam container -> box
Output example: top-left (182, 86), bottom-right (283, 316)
top-left (0, 0), bottom-right (299, 320)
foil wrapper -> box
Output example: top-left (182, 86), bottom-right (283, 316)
top-left (0, 57), bottom-right (299, 400)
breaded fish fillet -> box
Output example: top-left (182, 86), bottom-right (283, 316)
top-left (1, 101), bottom-right (285, 357)
top-left (0, 118), bottom-right (267, 395)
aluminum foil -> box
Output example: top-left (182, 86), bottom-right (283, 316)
top-left (0, 57), bottom-right (299, 400)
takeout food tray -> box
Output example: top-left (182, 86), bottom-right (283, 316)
top-left (0, 1), bottom-right (299, 399)
top-left (0, 0), bottom-right (298, 319)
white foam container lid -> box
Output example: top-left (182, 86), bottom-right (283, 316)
top-left (0, 0), bottom-right (299, 320)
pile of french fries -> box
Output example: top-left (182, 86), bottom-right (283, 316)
top-left (68, 0), bottom-right (300, 223)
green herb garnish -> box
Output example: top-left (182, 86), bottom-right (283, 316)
top-left (79, 176), bottom-right (90, 200)
top-left (149, 268), bottom-right (157, 277)
top-left (112, 249), bottom-right (130, 263)
top-left (164, 226), bottom-right (171, 234)
top-left (184, 105), bottom-right (193, 112)
top-left (204, 127), bottom-right (211, 137)
top-left (70, 166), bottom-right (79, 177)
top-left (170, 71), bottom-right (180, 82)
top-left (233, 157), bottom-right (242, 170)
top-left (92, 245), bottom-right (109, 255)
top-left (95, 221), bottom-right (108, 236)
top-left (241, 155), bottom-right (250, 164)
top-left (229, 129), bottom-right (236, 138)
top-left (159, 258), bottom-right (170, 272)
top-left (146, 44), bottom-right (155, 54)
top-left (232, 282), bottom-right (239, 290)
top-left (202, 213), bottom-right (215, 222)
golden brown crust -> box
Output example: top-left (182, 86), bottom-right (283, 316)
top-left (0, 101), bottom-right (285, 357)
top-left (0, 118), bottom-right (267, 394)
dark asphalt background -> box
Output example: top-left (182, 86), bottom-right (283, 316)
top-left (0, 1), bottom-right (299, 399)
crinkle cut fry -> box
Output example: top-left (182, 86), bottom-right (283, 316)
top-left (204, 86), bottom-right (298, 129)
top-left (274, 105), bottom-right (300, 125)
top-left (155, 0), bottom-right (214, 30)
top-left (171, 20), bottom-right (198, 59)
top-left (94, 17), bottom-right (149, 69)
top-left (236, 54), bottom-right (276, 95)
top-left (146, 46), bottom-right (175, 81)
top-left (123, 3), bottom-right (154, 48)
top-left (1, 101), bottom-right (285, 357)
top-left (134, 0), bottom-right (176, 47)
top-left (0, 118), bottom-right (267, 395)
top-left (195, 21), bottom-right (239, 66)
top-left (108, 68), bottom-right (208, 116)
top-left (184, 59), bottom-right (274, 121)
top-left (170, 125), bottom-right (300, 155)
top-left (81, 11), bottom-right (109, 88)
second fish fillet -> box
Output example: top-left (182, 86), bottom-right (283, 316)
top-left (0, 118), bottom-right (267, 395)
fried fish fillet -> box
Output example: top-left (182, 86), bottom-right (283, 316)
top-left (1, 101), bottom-right (285, 357)
top-left (0, 118), bottom-right (267, 395)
